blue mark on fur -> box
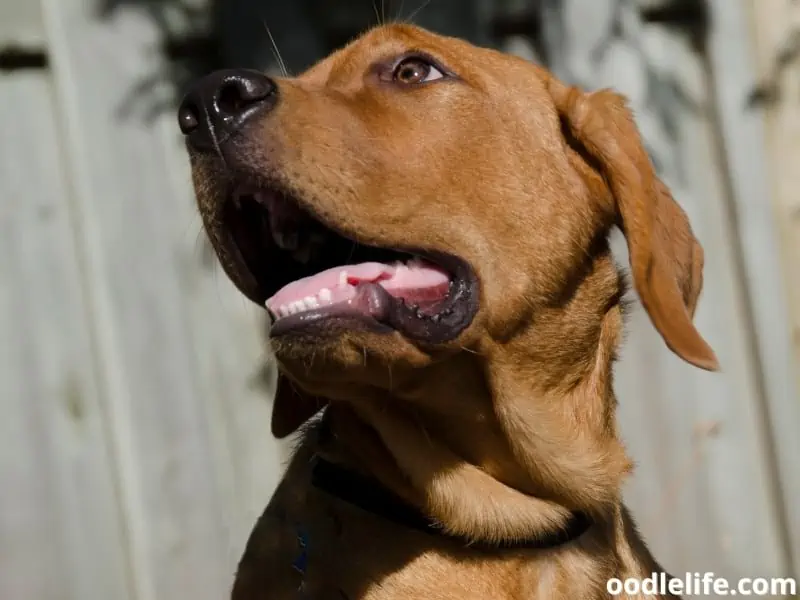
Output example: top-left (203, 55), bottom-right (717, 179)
top-left (293, 527), bottom-right (309, 594)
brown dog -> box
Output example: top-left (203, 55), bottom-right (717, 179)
top-left (179, 23), bottom-right (718, 600)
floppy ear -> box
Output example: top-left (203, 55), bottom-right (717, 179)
top-left (271, 376), bottom-right (328, 438)
top-left (547, 78), bottom-right (719, 371)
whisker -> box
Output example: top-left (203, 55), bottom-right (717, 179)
top-left (458, 345), bottom-right (481, 356)
top-left (408, 0), bottom-right (435, 24)
top-left (347, 241), bottom-right (359, 263)
top-left (373, 0), bottom-right (382, 25)
top-left (207, 108), bottom-right (228, 168)
top-left (262, 21), bottom-right (289, 76)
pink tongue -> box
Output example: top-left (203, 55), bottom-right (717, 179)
top-left (265, 261), bottom-right (450, 312)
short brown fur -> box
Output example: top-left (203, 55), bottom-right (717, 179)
top-left (190, 24), bottom-right (718, 600)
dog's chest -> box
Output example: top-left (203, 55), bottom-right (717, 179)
top-left (232, 512), bottom-right (597, 600)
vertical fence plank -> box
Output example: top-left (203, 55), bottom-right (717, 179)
top-left (0, 71), bottom-right (134, 600)
top-left (708, 0), bottom-right (800, 577)
top-left (0, 2), bottom-right (44, 45)
top-left (39, 0), bottom-right (281, 597)
top-left (157, 123), bottom-right (285, 554)
top-left (541, 0), bottom-right (792, 587)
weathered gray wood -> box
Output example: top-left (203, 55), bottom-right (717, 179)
top-left (0, 2), bottom-right (45, 46)
top-left (540, 0), bottom-right (793, 588)
top-left (40, 0), bottom-right (282, 597)
top-left (706, 0), bottom-right (800, 577)
top-left (749, 0), bottom-right (800, 579)
top-left (0, 71), bottom-right (134, 600)
top-left (750, 0), bottom-right (800, 392)
top-left (157, 125), bottom-right (284, 549)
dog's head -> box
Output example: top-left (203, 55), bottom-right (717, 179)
top-left (181, 24), bottom-right (717, 439)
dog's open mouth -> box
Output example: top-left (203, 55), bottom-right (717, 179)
top-left (220, 182), bottom-right (478, 342)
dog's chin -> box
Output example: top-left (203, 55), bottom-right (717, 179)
top-left (270, 326), bottom-right (424, 390)
top-left (202, 169), bottom-right (480, 349)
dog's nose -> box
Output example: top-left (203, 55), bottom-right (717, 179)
top-left (177, 69), bottom-right (277, 151)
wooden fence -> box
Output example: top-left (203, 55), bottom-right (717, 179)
top-left (1, 1), bottom-right (797, 599)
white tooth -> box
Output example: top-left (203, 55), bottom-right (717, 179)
top-left (339, 271), bottom-right (348, 288)
top-left (318, 288), bottom-right (332, 304)
top-left (279, 304), bottom-right (289, 317)
top-left (292, 301), bottom-right (305, 314)
top-left (304, 296), bottom-right (319, 309)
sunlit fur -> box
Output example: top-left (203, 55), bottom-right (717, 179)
top-left (190, 24), bottom-right (716, 600)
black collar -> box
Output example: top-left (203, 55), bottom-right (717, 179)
top-left (311, 456), bottom-right (592, 551)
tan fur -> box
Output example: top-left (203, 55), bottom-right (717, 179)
top-left (189, 24), bottom-right (717, 600)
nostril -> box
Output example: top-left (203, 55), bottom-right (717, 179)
top-left (217, 82), bottom-right (248, 116)
top-left (217, 75), bottom-right (273, 116)
top-left (177, 102), bottom-right (200, 135)
top-left (177, 70), bottom-right (276, 147)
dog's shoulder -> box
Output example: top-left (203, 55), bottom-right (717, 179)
top-left (231, 432), bottom-right (319, 600)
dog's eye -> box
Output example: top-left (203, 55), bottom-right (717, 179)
top-left (392, 57), bottom-right (445, 85)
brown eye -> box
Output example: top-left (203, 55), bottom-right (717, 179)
top-left (392, 57), bottom-right (445, 85)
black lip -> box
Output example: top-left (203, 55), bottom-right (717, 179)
top-left (268, 251), bottom-right (479, 344)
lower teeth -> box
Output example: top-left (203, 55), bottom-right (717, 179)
top-left (405, 300), bottom-right (449, 321)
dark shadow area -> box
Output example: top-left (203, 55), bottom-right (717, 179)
top-left (97, 0), bottom-right (494, 120)
top-left (95, 0), bottom-right (711, 132)
top-left (0, 47), bottom-right (49, 71)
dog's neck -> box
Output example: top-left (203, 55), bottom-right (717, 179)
top-left (317, 357), bottom-right (630, 546)
top-left (314, 257), bottom-right (634, 546)
top-left (309, 435), bottom-right (593, 550)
